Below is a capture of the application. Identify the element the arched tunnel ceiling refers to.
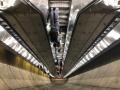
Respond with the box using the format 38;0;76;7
63;3;118;75
0;2;56;75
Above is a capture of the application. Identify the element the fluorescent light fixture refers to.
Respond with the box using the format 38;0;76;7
35;63;39;66
82;58;87;63
21;50;28;57
80;60;85;64
30;58;35;62
96;43;104;51
102;38;111;46
27;54;32;60
93;47;100;54
88;52;94;58
99;40;108;48
107;30;120;40
85;55;90;61
33;60;38;65
15;45;22;52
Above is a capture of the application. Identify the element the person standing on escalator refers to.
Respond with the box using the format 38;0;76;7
48;7;60;47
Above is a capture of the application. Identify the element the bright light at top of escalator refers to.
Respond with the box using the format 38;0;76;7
102;0;120;8
0;0;17;10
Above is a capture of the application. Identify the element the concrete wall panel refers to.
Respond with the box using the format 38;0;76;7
68;59;120;89
0;44;50;90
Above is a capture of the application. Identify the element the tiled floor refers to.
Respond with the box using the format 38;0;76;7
15;83;120;90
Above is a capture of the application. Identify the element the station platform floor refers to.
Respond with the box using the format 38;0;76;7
16;83;119;90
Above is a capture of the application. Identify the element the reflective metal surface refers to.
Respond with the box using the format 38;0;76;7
0;17;54;77
63;0;98;62
64;13;120;78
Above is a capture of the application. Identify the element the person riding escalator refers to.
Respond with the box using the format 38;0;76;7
48;7;60;47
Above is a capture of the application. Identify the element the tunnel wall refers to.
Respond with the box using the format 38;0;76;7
68;58;120;90
0;43;50;90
